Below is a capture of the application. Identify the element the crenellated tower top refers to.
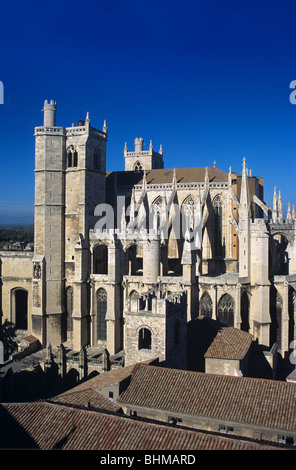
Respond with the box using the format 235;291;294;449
42;99;57;127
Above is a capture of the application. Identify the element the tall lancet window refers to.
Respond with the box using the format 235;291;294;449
97;288;107;341
199;291;212;318
65;286;73;333
213;195;223;257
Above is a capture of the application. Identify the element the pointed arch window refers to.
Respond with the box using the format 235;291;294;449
152;196;165;232
213;194;223;257
200;291;212;318
218;293;234;326
97;288;107;341
134;161;143;171
65;286;73;332
67;147;78;168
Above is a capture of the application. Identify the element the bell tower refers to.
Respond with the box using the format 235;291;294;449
32;100;66;346
32;100;108;349
64;112;107;350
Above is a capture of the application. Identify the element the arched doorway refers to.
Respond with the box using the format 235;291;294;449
218;293;234;326
11;288;28;330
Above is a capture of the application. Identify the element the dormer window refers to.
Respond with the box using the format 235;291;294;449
67;147;78;168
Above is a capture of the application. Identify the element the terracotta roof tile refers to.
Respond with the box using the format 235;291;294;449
107;167;228;188
47;388;122;413
118;364;296;432
204;324;253;359
0;402;280;450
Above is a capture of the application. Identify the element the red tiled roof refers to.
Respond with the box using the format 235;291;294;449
117;364;296;432
204;325;253;359
47;388;121;413
107;167;228;187
0;402;280;450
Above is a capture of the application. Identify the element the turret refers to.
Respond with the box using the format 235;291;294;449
134;137;144;152
42;99;57;127
124;137;164;171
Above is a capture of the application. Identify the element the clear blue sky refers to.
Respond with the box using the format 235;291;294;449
0;0;296;224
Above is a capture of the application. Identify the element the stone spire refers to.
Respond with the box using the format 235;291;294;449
287;202;292;220
278;190;283;221
85;111;90;132
228;166;232;187
238;157;250;279
172;168;177;189
293;204;296;219
204;167;209;188
272;187;278;222
240;157;250;215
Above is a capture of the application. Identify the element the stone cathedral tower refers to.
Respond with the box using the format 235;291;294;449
31;100;107;349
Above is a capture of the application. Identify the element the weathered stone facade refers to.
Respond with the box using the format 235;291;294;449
0;99;296;374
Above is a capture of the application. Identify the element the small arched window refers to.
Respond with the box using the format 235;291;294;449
138;328;151;350
67;147;78;168
134;161;143;171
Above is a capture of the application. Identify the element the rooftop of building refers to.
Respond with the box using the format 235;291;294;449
46;387;122;413
0;401;282;450
107;166;229;187
201;317;253;360
117;364;296;432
